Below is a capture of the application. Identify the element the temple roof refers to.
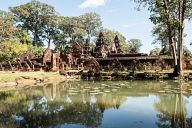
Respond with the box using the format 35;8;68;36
96;56;173;61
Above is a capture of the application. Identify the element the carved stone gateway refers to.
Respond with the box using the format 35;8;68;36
51;53;58;71
84;57;100;71
43;48;52;65
71;42;82;58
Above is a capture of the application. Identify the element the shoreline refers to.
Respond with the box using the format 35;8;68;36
1;70;192;89
0;71;80;89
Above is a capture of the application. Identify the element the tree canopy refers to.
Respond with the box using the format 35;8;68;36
0;0;147;61
0;40;28;61
10;0;57;46
102;29;129;53
149;48;161;56
128;39;142;53
80;12;102;42
0;10;17;41
133;0;192;76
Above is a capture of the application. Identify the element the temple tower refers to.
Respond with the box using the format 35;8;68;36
94;32;108;58
83;39;91;56
111;35;123;54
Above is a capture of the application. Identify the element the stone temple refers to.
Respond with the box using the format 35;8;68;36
1;31;191;72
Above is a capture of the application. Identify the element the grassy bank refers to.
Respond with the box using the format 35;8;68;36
0;71;60;82
1;70;192;83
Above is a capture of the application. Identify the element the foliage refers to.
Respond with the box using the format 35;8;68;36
17;30;33;44
128;39;142;53
159;46;171;55
0;10;17;41
60;16;86;41
53;38;70;53
102;29;129;53
133;0;192;76
43;15;60;48
152;24;169;49
0;39;45;62
52;16;85;53
183;46;191;58
0;40;28;61
54;14;102;53
149;48;161;56
80;12;102;41
27;44;45;58
10;0;57;46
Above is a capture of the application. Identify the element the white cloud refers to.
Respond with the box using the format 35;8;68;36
79;0;108;9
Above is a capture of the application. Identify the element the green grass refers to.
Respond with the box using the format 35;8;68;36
1;70;192;82
0;71;60;82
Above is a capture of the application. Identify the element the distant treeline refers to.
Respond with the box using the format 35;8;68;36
0;0;191;62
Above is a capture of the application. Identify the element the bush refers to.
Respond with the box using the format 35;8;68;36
27;44;45;58
0;40;28;62
0;40;45;62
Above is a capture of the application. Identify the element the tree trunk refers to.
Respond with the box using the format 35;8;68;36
178;27;184;78
178;0;185;79
48;38;51;48
33;30;38;46
33;36;36;46
169;31;178;76
172;39;177;65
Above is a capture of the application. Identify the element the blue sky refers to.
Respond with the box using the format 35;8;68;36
0;0;192;53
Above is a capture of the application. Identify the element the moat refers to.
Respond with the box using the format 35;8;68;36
0;80;192;128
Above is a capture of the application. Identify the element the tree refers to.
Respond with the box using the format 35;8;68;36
102;29;129;53
43;15;60;48
152;25;171;55
59;16;86;43
0;40;28;61
17;30;33;44
183;46;191;58
10;0;57;46
27;44;45;58
149;48;160;56
53;16;86;53
133;0;192;77
0;10;17;41
80;12;102;42
152;24;170;53
128;39;142;53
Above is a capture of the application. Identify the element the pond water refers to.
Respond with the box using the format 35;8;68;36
0;81;192;128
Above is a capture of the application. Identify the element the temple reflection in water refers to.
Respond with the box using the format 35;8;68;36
0;81;192;128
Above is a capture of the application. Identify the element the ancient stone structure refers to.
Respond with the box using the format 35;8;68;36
0;48;61;72
71;42;82;58
83;39;91;56
84;57;100;71
94;32;108;58
111;36;122;54
108;59;122;71
1;31;192;72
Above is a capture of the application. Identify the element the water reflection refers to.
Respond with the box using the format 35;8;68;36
0;81;192;128
155;83;192;128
